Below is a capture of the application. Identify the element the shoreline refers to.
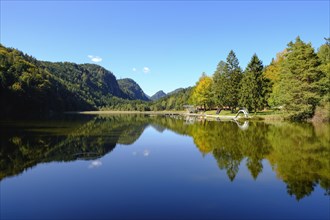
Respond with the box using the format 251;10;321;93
65;110;252;121
65;110;296;122
65;110;185;115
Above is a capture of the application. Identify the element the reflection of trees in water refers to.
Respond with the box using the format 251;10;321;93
191;121;271;181
153;117;329;199
207;122;328;200
0;114;149;180
266;123;330;200
0;115;329;200
154;118;271;181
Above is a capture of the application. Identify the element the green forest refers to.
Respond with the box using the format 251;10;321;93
191;37;329;121
0;36;329;121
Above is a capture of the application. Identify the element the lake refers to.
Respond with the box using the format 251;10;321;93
0;114;329;220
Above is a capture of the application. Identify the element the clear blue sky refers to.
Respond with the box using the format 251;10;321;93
1;0;329;96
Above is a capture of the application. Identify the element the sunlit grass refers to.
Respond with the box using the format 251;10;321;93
202;109;287;120
204;110;235;115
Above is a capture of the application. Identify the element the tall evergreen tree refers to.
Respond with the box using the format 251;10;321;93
278;37;324;120
239;54;269;113
212;50;242;110
225;50;243;110
212;60;226;106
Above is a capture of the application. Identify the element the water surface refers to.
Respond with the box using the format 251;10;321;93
0;114;329;219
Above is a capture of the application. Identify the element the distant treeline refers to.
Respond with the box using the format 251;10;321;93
190;37;329;121
99;87;192;112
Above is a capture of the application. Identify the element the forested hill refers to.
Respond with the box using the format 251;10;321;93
0;45;96;115
53;62;125;98
40;62;128;104
117;78;150;101
0;44;147;117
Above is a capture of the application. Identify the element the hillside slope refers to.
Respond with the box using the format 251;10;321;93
118;78;149;101
0;45;97;116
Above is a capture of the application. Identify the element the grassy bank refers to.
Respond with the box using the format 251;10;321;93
202;109;286;121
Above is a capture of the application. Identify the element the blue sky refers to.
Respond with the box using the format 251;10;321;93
1;1;329;96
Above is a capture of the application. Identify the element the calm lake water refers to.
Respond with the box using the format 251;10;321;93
0;114;329;220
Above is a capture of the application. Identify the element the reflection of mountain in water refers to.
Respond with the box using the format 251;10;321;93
0;114;149;180
0;114;329;200
150;124;166;133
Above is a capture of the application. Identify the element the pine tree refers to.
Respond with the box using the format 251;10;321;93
212;60;226;106
212;50;242;110
225;50;243;110
239;54;269;113
278;37;324;120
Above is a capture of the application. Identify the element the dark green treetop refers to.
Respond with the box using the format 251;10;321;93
239;54;270;113
212;50;242;109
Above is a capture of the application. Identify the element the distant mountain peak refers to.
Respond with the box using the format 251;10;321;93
150;90;167;101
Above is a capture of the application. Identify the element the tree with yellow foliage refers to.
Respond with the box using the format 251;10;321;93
191;73;213;110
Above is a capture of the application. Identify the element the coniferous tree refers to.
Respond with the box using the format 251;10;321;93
278;37;324;120
225;50;243;110
212;60;226;107
212;50;242;111
239;54;269;113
